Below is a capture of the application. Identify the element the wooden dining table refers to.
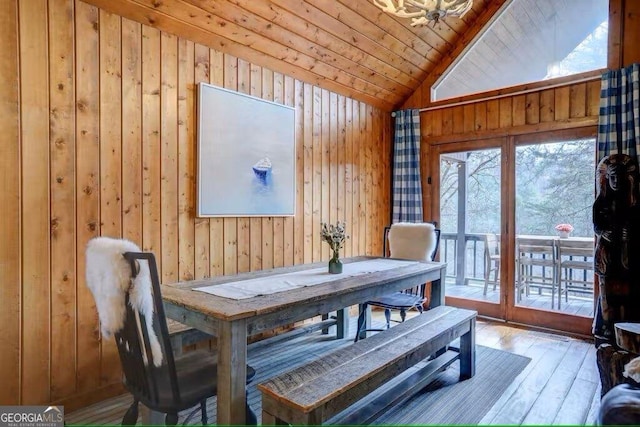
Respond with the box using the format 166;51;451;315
159;256;447;425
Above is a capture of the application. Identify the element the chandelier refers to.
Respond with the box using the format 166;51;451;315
373;0;474;26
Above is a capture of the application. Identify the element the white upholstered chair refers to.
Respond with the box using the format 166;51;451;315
354;222;440;342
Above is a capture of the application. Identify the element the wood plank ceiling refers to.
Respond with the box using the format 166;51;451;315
82;0;503;111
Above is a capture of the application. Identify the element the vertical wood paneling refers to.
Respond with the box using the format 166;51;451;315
486;100;499;130
511;95;526;127
321;89;330;260
351;100;361;256
20;0;51;404
75;0;101;395
463;104;475;133
608;0;623;69
344;97;353;258
586;80;601;117
177;39;195;281
337;95;346;234
209;50;224;277
236;58;251;273
292;78;304;265
525;93;540;125
539;89;555;122
358;102;367;255
0;0;21;405
303;83;313;264
441;108;452;135
141;26;161;256
122;18;142;250
160;32;179;283
284;75;296;266
442;106;452;135
223;53;238;275
554;86;570;121
193;43;210;279
7;3;392;408
621;0;640;66
98;8;122;387
365;105;373;255
249;64;263;271
371;108;380;253
261;68;274;269
273;72;285;268
498;98;512;128
329;92;339;236
312;86;322;262
570;83;587;118
474;103;486;132
49;0;77;400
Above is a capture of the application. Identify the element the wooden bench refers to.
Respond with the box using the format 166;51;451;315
258;305;477;425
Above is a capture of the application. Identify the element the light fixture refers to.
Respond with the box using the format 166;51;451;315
373;0;474;26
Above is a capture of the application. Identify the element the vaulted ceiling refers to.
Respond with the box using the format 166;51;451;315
84;0;507;111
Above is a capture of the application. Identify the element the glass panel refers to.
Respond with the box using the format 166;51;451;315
515;138;595;315
432;0;608;101
440;148;501;303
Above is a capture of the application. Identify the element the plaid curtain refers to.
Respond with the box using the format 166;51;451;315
597;63;640;162
392;109;423;223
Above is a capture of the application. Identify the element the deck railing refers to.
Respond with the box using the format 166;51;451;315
440;232;486;283
439;232;594;297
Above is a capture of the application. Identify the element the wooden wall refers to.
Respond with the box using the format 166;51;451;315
407;79;601;221
609;0;640;69
0;0;391;408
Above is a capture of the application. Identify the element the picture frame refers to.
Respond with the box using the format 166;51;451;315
196;82;296;217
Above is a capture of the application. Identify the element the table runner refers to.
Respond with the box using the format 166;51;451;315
194;259;419;300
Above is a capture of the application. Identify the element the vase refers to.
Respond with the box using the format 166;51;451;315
328;251;343;274
558;230;570;238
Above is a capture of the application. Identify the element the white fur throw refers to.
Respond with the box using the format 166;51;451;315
85;237;163;367
388;222;437;261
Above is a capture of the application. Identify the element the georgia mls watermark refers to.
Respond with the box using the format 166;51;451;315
0;406;64;427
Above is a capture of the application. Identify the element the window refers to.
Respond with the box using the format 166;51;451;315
432;0;608;101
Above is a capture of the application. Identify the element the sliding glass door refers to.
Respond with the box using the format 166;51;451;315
433;128;596;334
435;140;505;319
510;130;596;334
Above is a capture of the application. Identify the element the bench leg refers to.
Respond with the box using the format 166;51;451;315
262;411;287;425
459;318;476;380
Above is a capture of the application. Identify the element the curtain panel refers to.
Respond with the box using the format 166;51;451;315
392;109;423;223
597;63;640;162
593;63;640;343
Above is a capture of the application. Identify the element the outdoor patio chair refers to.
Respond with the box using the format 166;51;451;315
516;237;559;308
557;238;594;309
84;238;256;425
355;222;440;342
483;233;500;296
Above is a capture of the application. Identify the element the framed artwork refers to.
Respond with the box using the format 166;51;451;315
196;82;296;217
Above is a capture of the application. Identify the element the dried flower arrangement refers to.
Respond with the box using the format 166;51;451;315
320;221;349;259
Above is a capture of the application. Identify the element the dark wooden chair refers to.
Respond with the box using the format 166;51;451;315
355;223;441;342
116;251;257;425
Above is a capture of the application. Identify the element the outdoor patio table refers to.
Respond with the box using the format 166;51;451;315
156;256;447;425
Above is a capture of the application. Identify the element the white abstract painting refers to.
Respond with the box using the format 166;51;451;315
197;83;295;217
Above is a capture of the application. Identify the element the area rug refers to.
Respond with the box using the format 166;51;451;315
371;345;531;425
66;328;530;425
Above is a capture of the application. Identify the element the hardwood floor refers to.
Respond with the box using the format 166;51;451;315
474;319;600;425
447;280;595;318
66;313;601;425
